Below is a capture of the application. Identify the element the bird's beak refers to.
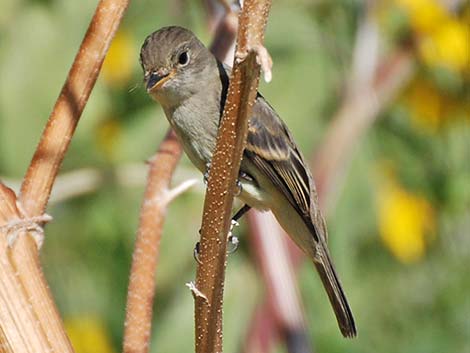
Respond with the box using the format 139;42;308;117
146;68;176;91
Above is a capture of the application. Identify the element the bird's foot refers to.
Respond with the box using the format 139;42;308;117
227;219;240;253
235;171;253;196
203;162;211;185
193;219;241;264
193;240;202;264
235;179;242;196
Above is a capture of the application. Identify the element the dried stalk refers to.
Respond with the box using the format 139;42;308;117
0;1;130;352
193;1;272;352
19;0;130;213
123;130;186;353
0;184;54;352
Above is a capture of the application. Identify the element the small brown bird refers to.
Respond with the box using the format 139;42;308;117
140;26;356;337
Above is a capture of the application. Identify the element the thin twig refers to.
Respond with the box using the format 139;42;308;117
19;0;130;214
123;130;184;353
210;5;310;352
0;1;130;352
203;0;234;33
194;1;272;352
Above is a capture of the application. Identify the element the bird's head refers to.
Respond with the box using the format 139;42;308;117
140;26;214;107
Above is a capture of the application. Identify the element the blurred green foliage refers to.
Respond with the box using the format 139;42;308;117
0;1;469;353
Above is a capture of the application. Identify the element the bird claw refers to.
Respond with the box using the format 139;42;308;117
193;241;202;264
203;162;211;185
227;235;239;253
227;219;240;253
193;219;240;264
235;179;242;196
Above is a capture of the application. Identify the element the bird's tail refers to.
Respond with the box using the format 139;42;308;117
312;243;357;338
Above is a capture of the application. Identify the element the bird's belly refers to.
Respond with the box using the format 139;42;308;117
181;138;208;173
170;123;213;173
237;180;270;211
239;159;316;257
270;201;316;257
239;175;316;258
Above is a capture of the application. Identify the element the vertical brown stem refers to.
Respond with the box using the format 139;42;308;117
123;130;183;353
20;0;130;214
123;7;239;352
194;1;272;352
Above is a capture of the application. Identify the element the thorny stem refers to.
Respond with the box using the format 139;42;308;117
193;1;272;353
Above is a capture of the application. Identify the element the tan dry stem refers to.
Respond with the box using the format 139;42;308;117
0;184;54;353
0;1;130;352
123;130;183;353
194;1;272;353
20;0;130;214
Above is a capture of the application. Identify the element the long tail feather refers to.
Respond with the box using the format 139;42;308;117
313;244;357;338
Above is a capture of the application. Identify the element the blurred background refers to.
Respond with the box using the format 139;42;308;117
0;0;469;352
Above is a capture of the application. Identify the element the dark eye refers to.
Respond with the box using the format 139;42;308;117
178;51;189;66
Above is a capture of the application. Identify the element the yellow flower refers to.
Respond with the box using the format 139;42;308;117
420;19;470;73
396;0;448;34
402;77;466;132
102;29;136;87
404;77;442;132
65;315;116;353
395;0;469;73
377;175;435;264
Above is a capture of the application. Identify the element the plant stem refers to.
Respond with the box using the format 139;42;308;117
0;1;130;352
193;1;272;352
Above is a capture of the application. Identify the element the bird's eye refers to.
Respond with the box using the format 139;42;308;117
178;51;190;66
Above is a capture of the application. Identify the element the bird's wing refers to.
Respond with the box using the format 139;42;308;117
243;95;326;242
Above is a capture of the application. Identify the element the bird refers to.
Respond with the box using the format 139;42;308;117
140;26;356;338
